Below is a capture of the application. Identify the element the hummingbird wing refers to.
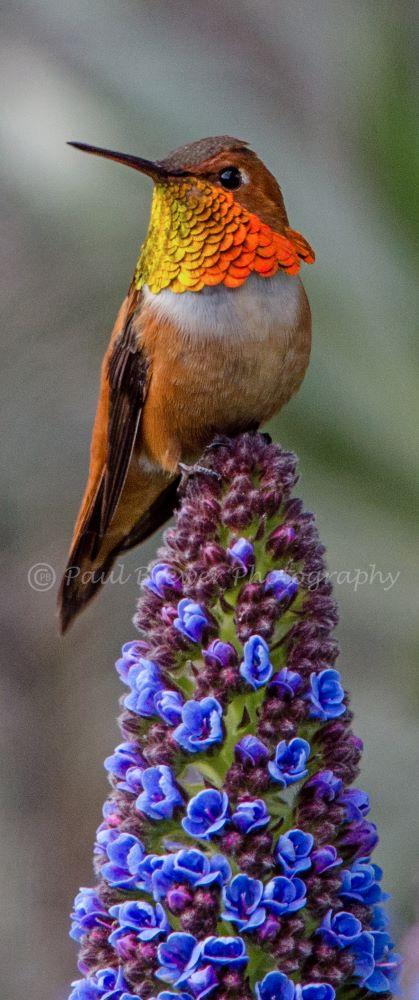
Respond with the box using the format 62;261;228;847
98;308;149;545
58;290;159;630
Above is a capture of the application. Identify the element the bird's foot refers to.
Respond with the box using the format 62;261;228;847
178;462;222;488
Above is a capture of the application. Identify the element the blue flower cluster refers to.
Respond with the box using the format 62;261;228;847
68;434;400;1000
318;910;401;993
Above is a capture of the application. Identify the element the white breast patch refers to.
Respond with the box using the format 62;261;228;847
142;272;304;343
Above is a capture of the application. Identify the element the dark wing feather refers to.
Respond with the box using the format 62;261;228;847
99;314;149;540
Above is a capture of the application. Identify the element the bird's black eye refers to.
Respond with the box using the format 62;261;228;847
218;166;242;190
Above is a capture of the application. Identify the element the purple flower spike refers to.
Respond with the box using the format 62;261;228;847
67;432;398;1000
240;634;273;688
174;599;209;642
268;737;311;786
264;569;299;603
228;537;255;573
143;563;182;598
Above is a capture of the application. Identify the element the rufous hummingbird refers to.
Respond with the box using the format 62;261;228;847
58;135;314;632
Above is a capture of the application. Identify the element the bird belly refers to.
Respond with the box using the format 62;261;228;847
139;273;311;470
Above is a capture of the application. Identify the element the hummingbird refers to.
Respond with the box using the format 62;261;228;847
58;135;314;632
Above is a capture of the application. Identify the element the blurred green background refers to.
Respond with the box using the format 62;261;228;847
0;2;418;999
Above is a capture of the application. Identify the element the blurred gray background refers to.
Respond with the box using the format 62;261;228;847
0;2;418;999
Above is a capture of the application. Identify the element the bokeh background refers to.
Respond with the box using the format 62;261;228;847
0;2;418;999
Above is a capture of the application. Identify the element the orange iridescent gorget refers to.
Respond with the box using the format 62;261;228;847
135;178;315;294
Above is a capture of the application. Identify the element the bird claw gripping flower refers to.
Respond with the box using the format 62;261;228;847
68;432;401;1000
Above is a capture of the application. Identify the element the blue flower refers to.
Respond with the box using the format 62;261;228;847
308;669;345;720
115;641;144;685
275;828;314;874
69;967;135;1000
108;900;169;944
174;599;209;642
158;994;194;1000
270;667;302;697
339;787;370;821
350;931;376;984
173;697;223;753
156;932;199;985
157;849;231;896
70;888;110;942
136;853;165;895
154;689;184;725
235;735;269;765
340;819;378;858
240;635;273;689
136;766;183;820
182;789;229;839
117;766;145;796
296;986;336;1000
100;832;145;890
143;563;182;597
304;770;343;802
268;738;311;786
340;859;388;905
123;659;163;717
199;935;248;967
255;971;296;1000
204;640;238;668
228;538;255;573
231;798;270;834
311;845;342;873
319;909;363;947
363;932;402;993
264;570;299;603
263;875;307;915
222;873;265;930
104;742;146;783
180;966;219;999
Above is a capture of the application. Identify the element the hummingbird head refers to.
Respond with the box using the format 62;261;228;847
68;135;314;293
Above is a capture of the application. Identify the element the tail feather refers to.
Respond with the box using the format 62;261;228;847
58;475;180;633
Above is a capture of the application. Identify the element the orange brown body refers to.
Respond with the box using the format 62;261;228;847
59;136;314;631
